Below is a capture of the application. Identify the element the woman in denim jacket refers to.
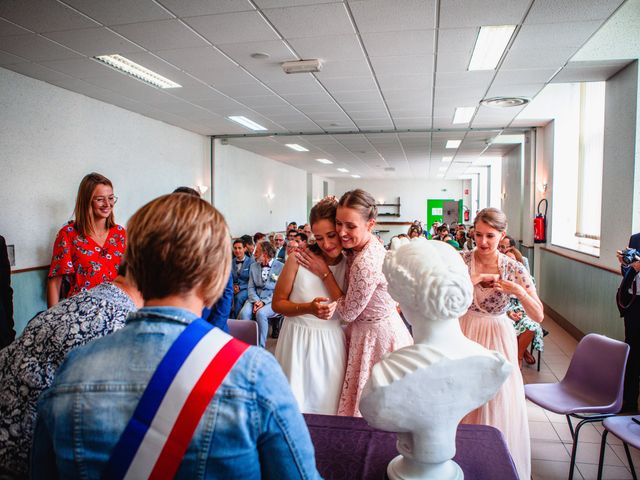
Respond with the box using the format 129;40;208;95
31;193;320;480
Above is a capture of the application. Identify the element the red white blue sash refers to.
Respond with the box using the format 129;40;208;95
103;318;249;480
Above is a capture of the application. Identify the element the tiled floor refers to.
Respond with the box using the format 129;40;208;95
524;317;638;479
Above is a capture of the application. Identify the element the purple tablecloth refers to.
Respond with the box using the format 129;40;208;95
304;414;518;480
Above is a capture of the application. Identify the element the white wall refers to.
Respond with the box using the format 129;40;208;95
332;178;464;241
501;145;524;241
0;67;210;270
213;141;307;236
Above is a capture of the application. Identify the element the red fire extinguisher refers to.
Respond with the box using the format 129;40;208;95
534;199;548;243
463;206;470;222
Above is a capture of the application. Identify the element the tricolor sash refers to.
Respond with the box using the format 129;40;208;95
103;318;249;480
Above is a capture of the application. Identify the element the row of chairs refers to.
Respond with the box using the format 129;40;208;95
525;333;638;480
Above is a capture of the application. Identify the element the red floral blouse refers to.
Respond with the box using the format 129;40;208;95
48;222;126;297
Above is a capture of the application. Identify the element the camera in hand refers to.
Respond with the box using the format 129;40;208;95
620;248;640;265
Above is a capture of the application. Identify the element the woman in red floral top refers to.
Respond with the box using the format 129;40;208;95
47;173;126;306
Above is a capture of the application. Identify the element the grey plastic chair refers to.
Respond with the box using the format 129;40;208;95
597;416;640;480
525;333;629;480
227;319;259;346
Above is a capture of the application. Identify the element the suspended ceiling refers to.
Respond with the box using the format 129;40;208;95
0;0;634;178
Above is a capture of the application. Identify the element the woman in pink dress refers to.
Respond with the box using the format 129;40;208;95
297;189;413;417
460;208;543;480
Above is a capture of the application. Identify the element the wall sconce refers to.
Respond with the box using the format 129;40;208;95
537;182;548;193
265;192;275;200
195;185;209;196
501;191;507;200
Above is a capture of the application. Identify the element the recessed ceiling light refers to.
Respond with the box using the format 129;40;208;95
93;54;181;89
228;116;267;131
285;143;309;152
442;156;453;163
351;174;361;178
446;140;461;149
468;25;516;71
316;158;333;164
337;168;349;173
481;96;530;108
453;106;476;124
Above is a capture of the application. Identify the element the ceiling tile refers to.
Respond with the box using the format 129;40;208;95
485;82;545;98
154;46;248;84
280;91;334;104
44;27;145;57
512;21;604;51
255;0;337;7
0;17;31;36
0;49;28;65
333;90;382;104
492;68;557;86
183;11;278;45
361;30;434;57
0;0;99;33
319;76;377;92
263;3;354;38
63;0;172;26
525;0;624;24
435;70;493;89
112;20;209;51
157;0;255;17
349;0;435;33
217;39;294;66
266;76;325;95
316;58;371;78
288;34;364;61
501;46;577;70
0;34;82;61
40;57;114;79
439;0;530;28
377;74;432;91
234;94;289;107
214;81;275;97
370;55;433;76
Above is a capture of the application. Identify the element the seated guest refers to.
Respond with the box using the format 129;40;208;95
275;232;286;263
287;221;297;232
242;235;256;259
231;238;254;318
286;229;297;243
407;223;423;239
31;194;319;479
0;234;14;349
302;224;312;238
47;173;126;307
295;232;308;250
0;266;142;477
442;234;461;250
435;225;450;241
285;239;299;261
254;232;266;244
239;241;284;347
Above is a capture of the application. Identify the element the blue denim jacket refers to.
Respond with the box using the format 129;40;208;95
31;307;321;480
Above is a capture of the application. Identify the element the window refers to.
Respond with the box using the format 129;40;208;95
550;82;605;256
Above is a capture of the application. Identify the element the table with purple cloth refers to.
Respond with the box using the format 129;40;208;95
304;414;518;480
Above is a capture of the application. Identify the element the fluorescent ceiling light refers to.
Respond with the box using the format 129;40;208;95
453;106;477;124
316;158;333;164
446;140;461;149
468;25;516;71
285;143;309;152
442;156;453;163
337;168;349;173
491;134;524;144
351;174;361;178
228;116;267;131
93;54;181;89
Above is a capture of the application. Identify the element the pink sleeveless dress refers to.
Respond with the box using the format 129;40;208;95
459;250;532;480
336;238;413;417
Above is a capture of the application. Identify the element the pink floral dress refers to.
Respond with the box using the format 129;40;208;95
336;238;413;417
459;250;532;480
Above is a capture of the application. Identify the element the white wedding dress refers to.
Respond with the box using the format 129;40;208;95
274;258;347;415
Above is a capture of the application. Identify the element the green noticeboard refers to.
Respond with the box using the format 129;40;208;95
426;199;463;238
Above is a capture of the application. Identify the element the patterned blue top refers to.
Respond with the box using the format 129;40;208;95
0;282;135;476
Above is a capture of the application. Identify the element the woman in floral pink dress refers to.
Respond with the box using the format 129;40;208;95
297;189;413;416
460;208;543;480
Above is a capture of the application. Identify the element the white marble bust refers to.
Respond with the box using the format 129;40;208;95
359;238;512;480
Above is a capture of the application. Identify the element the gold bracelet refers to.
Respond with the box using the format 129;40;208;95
321;271;330;281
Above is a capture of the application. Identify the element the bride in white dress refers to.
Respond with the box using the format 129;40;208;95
273;197;347;415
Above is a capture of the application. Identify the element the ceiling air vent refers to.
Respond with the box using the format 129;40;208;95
480;96;530;108
384;167;395;172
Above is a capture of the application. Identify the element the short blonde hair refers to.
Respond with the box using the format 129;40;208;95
474;207;508;232
126;194;230;305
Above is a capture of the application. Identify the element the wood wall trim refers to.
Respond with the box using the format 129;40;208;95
540;247;621;276
11;265;49;274
543;301;585;342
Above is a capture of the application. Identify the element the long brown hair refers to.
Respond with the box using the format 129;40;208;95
308;196;338;255
74;173;115;238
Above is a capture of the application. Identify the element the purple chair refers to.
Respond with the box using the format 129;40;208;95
227;319;259;346
525;333;629;480
597;416;640;480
